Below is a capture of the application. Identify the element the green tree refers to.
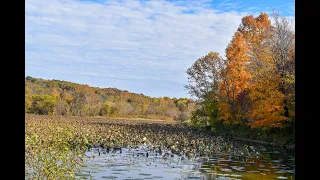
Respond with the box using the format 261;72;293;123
30;95;57;115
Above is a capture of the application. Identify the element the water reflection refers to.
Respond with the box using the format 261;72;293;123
77;146;294;180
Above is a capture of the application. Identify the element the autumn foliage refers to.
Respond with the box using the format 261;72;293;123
25;76;195;121
186;12;295;129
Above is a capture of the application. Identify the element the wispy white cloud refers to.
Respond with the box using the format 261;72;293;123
26;0;294;98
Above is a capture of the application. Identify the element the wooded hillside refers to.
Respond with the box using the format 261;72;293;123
25;76;195;120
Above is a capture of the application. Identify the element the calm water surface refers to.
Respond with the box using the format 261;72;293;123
76;146;294;180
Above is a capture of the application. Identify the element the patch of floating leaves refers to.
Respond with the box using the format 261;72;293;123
25;114;270;179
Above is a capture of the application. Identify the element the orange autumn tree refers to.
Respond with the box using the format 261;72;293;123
186;12;294;135
237;13;288;127
52;87;60;98
219;31;250;124
218;12;289;128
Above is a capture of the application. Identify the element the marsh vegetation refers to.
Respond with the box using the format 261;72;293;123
25;114;294;179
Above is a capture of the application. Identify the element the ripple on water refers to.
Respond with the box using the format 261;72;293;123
217;173;231;177
111;168;128;172
276;176;288;179
219;168;233;172
181;170;194;173
247;170;260;173
275;169;287;174
152;176;163;178
230;166;245;171
78;147;294;180
187;176;201;179
101;176;118;179
230;174;242;178
138;173;151;176
270;165;280;169
259;168;271;172
286;169;295;174
271;159;281;163
216;177;232;180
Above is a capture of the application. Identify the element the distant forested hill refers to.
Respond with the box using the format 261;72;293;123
25;76;195;120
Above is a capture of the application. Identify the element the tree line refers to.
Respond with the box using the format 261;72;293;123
185;12;295;143
25;76;195;121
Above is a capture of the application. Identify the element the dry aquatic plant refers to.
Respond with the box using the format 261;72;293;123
25;118;87;179
25;114;261;179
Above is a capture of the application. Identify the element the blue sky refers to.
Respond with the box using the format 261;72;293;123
25;0;294;98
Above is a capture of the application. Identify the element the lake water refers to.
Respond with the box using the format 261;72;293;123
76;145;294;180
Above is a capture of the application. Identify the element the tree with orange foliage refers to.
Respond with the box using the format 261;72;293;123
52;87;60;98
219;31;250;124
239;13;289;128
218;12;292;128
185;12;294;141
